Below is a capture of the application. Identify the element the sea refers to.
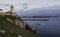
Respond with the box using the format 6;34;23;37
21;17;60;37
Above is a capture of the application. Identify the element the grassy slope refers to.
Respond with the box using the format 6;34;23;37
0;15;41;37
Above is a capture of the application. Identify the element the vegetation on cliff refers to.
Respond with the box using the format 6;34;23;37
0;15;41;37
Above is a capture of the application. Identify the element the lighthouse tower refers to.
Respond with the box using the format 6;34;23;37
10;4;16;16
10;4;14;13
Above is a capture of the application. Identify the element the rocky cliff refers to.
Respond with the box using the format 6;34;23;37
0;15;41;37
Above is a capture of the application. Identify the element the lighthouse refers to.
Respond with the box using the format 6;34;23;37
9;4;16;16
10;4;14;13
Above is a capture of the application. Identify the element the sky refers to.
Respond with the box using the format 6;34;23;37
0;0;60;12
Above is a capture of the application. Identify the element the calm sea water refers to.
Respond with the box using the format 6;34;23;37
22;18;60;37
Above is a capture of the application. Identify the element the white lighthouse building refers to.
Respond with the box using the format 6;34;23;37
6;4;16;16
0;4;16;16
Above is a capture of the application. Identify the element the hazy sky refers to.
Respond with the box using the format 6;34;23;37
0;0;60;11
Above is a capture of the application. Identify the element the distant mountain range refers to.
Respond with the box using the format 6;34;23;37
17;6;60;17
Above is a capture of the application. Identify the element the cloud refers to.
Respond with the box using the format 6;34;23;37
0;0;60;11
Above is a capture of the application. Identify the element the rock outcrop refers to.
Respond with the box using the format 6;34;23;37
6;15;36;32
0;15;41;37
